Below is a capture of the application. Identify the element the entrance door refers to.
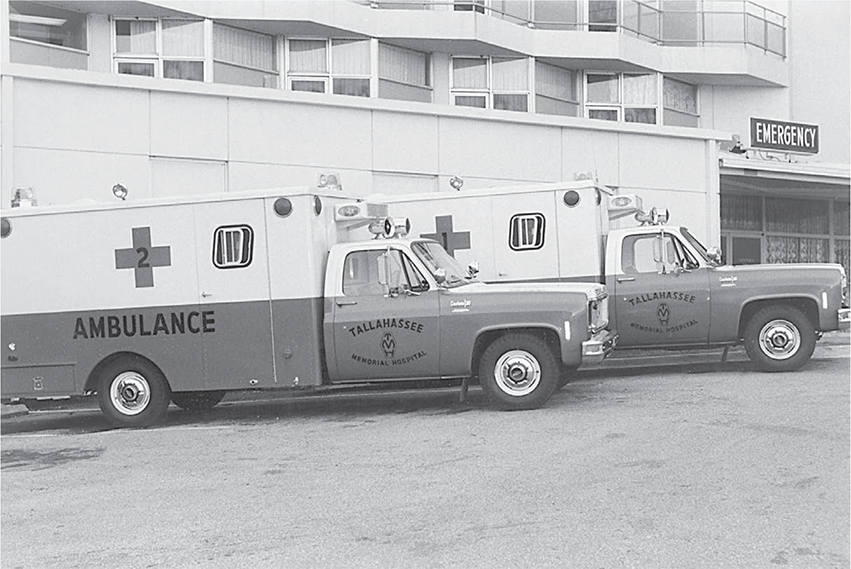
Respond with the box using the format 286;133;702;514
614;231;711;347
332;247;440;380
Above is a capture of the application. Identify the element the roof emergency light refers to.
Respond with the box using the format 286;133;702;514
11;187;36;208
318;173;342;191
368;217;410;239
635;207;670;226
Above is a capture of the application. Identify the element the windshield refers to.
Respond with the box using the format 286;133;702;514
680;227;719;266
411;240;474;288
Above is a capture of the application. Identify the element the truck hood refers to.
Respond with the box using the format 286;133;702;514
456;281;607;301
716;263;844;278
713;263;846;291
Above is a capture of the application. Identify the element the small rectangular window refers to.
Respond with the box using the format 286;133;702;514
509;213;546;251
117;60;156;77
213;225;254;269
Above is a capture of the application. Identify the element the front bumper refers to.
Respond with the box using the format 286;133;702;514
581;329;618;365
839;308;851;328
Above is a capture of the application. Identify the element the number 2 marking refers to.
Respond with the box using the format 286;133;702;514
136;247;150;268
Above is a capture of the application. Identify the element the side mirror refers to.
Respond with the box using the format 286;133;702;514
707;246;723;265
434;267;447;285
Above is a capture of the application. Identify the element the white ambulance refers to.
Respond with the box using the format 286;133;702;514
1;187;615;427
386;181;849;372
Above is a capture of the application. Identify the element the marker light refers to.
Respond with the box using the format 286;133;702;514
274;198;293;218
337;204;362;218
563;191;580;207
1;217;10;239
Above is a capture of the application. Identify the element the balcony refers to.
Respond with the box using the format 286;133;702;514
366;0;786;58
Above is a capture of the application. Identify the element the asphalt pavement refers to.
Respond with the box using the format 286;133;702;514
2;330;848;420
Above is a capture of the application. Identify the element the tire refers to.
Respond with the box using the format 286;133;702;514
171;391;226;411
743;305;816;372
478;333;559;410
97;355;171;427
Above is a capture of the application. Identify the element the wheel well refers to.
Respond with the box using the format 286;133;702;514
738;298;819;339
471;327;561;376
84;352;165;394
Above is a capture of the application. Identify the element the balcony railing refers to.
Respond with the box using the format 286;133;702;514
363;0;786;58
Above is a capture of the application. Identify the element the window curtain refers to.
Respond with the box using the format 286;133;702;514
721;194;762;231
379;43;428;86
623;74;657;105
492;57;528;91
289;40;327;73
162;20;204;57
214;24;275;71
535;62;575;101
766;197;829;234
332;39;370;75
453;59;487;89
116;20;156;54
663;77;697;114
586;74;619;103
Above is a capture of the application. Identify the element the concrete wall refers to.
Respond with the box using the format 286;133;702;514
0;64;726;246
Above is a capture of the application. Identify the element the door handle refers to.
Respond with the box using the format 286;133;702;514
201;292;213;298
617;277;635;282
336;299;358;306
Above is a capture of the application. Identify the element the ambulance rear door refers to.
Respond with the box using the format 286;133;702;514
193;198;274;390
491;191;559;283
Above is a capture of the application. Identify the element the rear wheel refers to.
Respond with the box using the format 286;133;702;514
97;355;171;427
478;333;559;410
171;391;226;411
743;305;816;372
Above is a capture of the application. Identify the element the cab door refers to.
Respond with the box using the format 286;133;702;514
614;231;711;347
331;246;440;381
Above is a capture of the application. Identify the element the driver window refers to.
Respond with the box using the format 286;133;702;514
343;250;384;296
623;234;682;274
342;250;429;296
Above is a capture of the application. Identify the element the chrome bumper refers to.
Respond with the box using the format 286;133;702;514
582;329;618;365
839;308;851;328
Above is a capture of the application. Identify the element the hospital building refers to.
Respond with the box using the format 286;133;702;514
1;0;848;273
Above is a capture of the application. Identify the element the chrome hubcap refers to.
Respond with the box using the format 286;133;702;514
110;372;151;416
494;350;541;396
759;319;801;360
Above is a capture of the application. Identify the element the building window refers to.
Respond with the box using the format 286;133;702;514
452;56;529;112
9;1;87;50
585;72;659;124
378;43;432;103
588;0;618;32
720;194;849;275
114;19;205;82
535;62;578;116
663;77;698;127
287;38;371;98
213;24;276;71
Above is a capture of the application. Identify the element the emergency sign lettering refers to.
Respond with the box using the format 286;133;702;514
73;310;215;339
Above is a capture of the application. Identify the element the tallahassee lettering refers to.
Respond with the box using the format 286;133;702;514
74;310;215;339
628;291;696;307
349;318;423;337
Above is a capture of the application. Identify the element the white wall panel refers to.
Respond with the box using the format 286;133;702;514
151;92;228;161
439;117;561;182
13;80;149;155
561;129;620;186
228;99;372;168
372;112;438;175
618;134;706;191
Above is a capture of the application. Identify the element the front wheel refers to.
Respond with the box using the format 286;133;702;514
743;305;816;372
97;355;171;427
478;333;559;410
